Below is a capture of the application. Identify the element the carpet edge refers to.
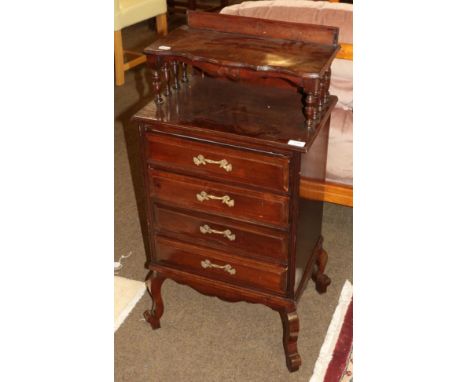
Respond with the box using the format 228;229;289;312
114;277;147;332
309;280;353;382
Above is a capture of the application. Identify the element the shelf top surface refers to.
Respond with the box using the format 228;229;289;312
144;24;339;79
134;76;336;153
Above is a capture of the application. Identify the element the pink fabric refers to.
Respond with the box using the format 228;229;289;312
301;107;353;185
325;108;353;185
220;1;353;44
330;59;353;109
222;1;353;185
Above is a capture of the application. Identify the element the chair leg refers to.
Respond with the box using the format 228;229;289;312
156;13;168;36
114;30;125;86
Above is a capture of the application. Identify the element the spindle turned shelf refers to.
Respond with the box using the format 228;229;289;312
144;11;340;129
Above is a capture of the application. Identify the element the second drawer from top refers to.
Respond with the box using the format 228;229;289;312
148;168;290;228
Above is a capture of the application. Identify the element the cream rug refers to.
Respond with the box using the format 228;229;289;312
114;276;146;332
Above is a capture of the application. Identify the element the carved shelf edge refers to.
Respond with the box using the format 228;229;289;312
147;52;324;86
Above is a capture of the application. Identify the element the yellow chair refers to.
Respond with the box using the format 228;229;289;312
114;0;168;86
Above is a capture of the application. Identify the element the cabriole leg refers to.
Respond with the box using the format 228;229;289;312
143;272;166;330
279;306;301;372
312;247;331;294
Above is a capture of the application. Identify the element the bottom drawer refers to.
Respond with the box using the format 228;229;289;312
154;236;287;295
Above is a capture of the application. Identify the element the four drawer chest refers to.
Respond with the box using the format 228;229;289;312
133;11;340;372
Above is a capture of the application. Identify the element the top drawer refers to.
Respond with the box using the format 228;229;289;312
144;132;290;193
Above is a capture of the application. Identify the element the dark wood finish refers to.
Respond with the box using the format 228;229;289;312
144;12;338;129
135;76;337;153
181;62;189;83
145;24;338;83
294;199;326;299
145;132;290;193
154;236;288;294
153;205;289;264
279;307;301;372
312;248;331;294
172;61;180;90
143;272;166;329
152;68;164;105
135;14;338;373
162;62;171;97
148;168;290;228
187;11;338;46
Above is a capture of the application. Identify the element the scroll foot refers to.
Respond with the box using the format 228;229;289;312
279;307;301;372
143;309;161;330
312;248;331;294
144;272;165;330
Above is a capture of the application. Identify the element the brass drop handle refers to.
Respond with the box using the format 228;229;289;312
199;224;236;241
196;191;235;207
200;259;236;275
193;154;233;172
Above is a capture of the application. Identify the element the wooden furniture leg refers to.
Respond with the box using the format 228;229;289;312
114;30;125;86
156;13;168;36
143;272;166;329
279;307;301;372
312;247;331;294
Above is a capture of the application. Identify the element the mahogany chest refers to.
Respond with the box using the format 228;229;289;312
134;11;340;372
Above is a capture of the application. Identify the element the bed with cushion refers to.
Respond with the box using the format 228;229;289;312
221;0;353;206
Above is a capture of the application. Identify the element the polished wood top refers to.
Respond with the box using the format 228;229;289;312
144;12;340;80
133;76;337;153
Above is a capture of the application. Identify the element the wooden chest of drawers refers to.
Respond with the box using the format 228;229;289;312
134;11;340;372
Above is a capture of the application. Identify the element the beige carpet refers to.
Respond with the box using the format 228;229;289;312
114;15;353;382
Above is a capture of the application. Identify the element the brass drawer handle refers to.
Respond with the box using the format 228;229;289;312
199;224;236;241
193;154;233;172
200;259;236;275
196;191;235;207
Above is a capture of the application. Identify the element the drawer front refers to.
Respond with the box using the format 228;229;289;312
149;168;289;228
153;206;289;264
154;236;288;294
145;133;290;193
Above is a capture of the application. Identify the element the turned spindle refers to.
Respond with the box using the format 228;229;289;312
162;62;171;97
303;79;321;128
152;69;164;104
318;76;325;114
312;79;320;120
304;91;314;129
172;61;180;90
181;62;189;83
324;68;331;104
